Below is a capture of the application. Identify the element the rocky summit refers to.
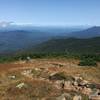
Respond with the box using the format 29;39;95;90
0;58;100;100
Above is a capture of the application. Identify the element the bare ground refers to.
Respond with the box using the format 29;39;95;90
0;58;100;100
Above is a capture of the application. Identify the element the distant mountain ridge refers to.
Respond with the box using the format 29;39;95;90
0;30;53;54
0;26;100;55
68;26;100;38
32;37;100;54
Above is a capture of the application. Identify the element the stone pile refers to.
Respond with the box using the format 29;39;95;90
21;69;33;78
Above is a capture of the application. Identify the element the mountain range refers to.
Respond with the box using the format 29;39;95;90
67;26;100;38
0;25;100;54
32;37;100;54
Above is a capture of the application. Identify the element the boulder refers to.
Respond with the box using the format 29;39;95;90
49;72;66;81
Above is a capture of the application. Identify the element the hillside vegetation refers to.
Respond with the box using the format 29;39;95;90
32;37;100;54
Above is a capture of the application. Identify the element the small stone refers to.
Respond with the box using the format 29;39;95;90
73;81;78;86
26;56;31;62
35;68;41;71
8;75;16;79
21;69;33;78
16;82;26;89
54;80;62;89
74;76;83;81
73;95;82;100
80;80;88;86
64;81;73;90
82;87;92;95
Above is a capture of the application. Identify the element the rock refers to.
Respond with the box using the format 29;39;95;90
89;95;100;100
74;76;83;82
89;90;100;100
26;56;31;62
16;82;26;89
8;75;16;79
53;80;72;90
21;69;33;78
53;80;62;89
57;93;71;100
34;68;41;71
64;81;73;91
49;72;66;81
56;96;66;100
79;80;88;86
82;87;92;95
27;56;31;60
49;72;58;77
95;84;100;89
86;83;96;89
73;95;82;100
73;81;78;86
63;93;72;99
64;81;72;86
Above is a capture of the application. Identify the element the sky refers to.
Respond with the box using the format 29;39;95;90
0;0;100;26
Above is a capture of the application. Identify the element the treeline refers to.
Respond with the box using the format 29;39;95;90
0;52;77;63
0;52;100;65
79;54;100;66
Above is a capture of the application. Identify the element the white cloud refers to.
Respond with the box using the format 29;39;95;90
0;21;14;27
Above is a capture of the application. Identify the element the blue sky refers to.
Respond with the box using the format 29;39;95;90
0;0;100;26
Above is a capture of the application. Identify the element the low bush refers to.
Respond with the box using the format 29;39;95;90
78;58;97;66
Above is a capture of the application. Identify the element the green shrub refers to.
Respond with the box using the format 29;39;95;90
78;58;97;66
80;54;100;62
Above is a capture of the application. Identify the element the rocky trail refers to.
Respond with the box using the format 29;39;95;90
0;58;100;100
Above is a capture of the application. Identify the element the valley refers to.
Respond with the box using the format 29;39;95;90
0;26;100;55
